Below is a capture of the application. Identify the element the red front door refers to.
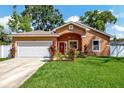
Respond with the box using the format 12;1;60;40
59;42;66;54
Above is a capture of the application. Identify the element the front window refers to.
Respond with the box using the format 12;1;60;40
69;40;78;49
92;40;100;52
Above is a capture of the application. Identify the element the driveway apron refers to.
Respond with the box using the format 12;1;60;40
0;58;45;88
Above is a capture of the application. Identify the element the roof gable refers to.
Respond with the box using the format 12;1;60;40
53;21;112;37
53;21;88;32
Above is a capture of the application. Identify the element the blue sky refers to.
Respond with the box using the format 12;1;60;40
0;5;124;38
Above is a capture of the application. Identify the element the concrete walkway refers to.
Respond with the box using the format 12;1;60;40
0;58;45;88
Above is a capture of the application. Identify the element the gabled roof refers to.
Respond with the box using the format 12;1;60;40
53;21;88;31
53;21;112;37
76;22;112;37
12;22;112;37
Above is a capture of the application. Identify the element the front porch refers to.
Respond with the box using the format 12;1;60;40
57;33;84;54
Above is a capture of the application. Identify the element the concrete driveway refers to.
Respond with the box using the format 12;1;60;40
0;58;45;88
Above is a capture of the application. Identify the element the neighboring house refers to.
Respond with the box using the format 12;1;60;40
11;22;111;58
110;39;124;57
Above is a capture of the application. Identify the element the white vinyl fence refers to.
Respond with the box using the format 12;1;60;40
110;45;124;57
0;45;11;58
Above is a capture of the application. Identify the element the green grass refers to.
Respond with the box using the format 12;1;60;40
20;57;124;88
0;58;9;62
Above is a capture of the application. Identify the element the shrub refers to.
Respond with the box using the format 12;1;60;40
55;50;63;61
68;48;75;61
74;50;80;58
63;54;68;59
10;43;16;58
0;41;10;45
78;51;86;58
49;41;56;58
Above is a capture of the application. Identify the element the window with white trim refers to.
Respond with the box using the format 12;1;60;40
69;40;78;49
92;40;100;52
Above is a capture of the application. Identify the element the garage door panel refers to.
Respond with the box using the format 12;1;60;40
17;41;52;58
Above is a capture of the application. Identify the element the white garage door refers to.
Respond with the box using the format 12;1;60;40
17;41;52;58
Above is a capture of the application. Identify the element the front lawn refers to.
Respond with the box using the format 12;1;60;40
20;57;124;88
0;58;9;62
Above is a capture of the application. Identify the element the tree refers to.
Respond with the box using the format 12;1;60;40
8;5;32;32
80;10;117;31
0;25;4;31
18;15;32;32
21;5;64;31
0;25;10;45
8;5;19;32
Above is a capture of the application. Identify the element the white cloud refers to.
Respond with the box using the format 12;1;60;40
112;25;124;32
0;16;11;33
108;9;124;18
65;16;79;23
109;9;114;13
116;33;124;39
115;13;124;18
111;24;124;38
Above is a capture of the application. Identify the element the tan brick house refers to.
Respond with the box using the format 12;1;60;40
12;22;111;58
